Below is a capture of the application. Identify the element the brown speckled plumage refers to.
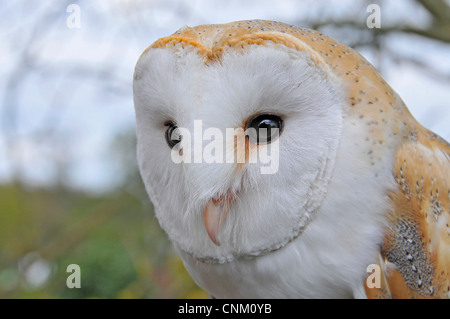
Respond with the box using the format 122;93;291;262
142;20;450;298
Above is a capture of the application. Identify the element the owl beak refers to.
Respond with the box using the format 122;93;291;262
203;192;233;246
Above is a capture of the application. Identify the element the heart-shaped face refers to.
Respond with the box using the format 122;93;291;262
133;20;450;299
134;27;344;262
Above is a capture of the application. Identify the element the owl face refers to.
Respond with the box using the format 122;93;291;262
133;32;346;263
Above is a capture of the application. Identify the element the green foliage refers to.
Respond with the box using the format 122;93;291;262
0;183;208;299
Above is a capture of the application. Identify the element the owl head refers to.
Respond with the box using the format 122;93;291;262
133;20;403;264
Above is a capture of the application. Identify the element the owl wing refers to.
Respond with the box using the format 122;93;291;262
365;129;450;299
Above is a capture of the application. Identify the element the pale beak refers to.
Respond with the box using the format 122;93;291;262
203;192;233;246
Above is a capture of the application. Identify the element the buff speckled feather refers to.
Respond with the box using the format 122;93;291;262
133;20;450;298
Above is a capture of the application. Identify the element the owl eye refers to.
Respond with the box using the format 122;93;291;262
247;114;283;144
164;122;182;148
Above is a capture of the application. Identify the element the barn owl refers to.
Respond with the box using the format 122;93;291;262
133;20;450;298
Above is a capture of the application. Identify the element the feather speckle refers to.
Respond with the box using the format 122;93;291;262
134;20;449;298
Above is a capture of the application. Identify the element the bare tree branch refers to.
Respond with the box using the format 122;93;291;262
416;0;450;22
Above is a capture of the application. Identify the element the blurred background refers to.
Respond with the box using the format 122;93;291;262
0;0;449;298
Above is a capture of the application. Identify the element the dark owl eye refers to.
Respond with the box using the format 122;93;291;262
164;122;182;148
247;114;283;144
